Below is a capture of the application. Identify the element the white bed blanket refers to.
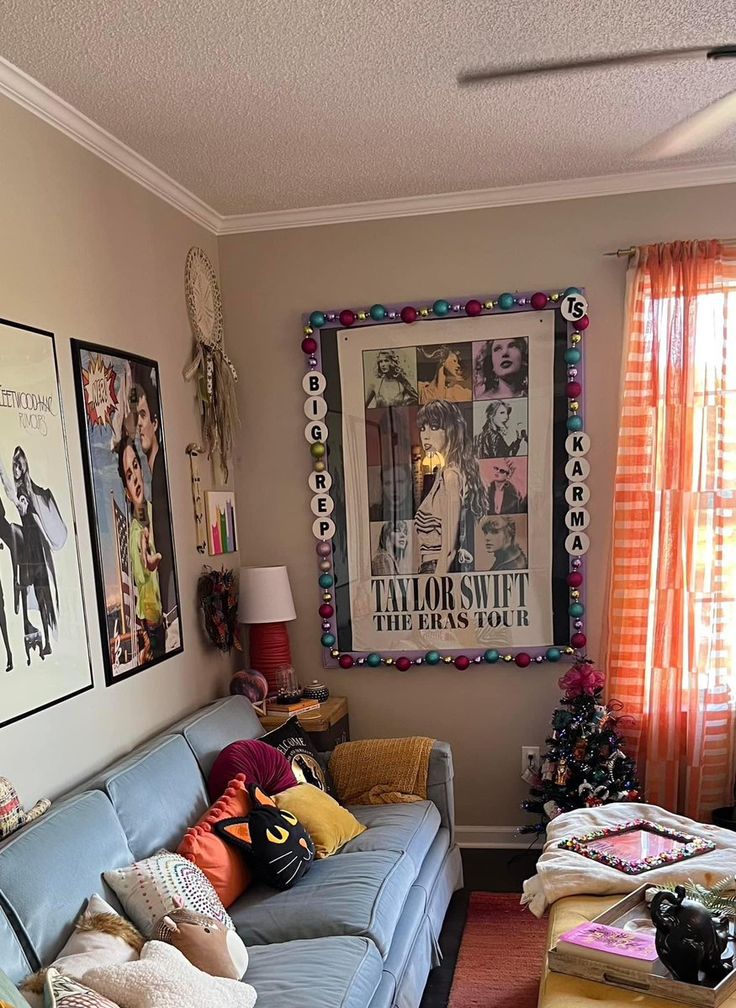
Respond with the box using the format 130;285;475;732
521;802;736;917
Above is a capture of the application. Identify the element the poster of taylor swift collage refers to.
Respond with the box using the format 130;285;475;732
335;312;561;654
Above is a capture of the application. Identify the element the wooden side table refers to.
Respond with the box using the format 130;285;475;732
258;696;350;751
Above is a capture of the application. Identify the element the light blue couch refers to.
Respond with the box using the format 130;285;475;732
0;695;462;1008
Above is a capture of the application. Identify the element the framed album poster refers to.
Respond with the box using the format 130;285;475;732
0;317;92;726
299;288;591;672
71;341;183;684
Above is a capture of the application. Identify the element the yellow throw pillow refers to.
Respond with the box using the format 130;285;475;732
273;784;366;858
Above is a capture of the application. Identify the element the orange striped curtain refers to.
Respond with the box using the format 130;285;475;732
605;240;736;822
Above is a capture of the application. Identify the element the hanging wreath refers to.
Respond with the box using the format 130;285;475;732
197;567;241;653
184;247;239;480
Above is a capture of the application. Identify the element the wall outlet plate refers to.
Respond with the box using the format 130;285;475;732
521;745;540;776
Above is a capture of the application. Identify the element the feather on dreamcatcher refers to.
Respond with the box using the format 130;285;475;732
183;247;239;480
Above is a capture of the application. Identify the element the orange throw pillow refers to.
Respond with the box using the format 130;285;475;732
177;773;252;907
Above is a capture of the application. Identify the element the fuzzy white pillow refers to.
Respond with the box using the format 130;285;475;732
85;941;256;1008
22;895;141;1007
104;851;233;938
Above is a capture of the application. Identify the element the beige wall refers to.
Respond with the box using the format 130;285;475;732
219;184;736;837
0;96;235;806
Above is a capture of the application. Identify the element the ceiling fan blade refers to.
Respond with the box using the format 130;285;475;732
457;45;717;86
638;88;736;160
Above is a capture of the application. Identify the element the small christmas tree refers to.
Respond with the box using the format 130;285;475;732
520;656;642;834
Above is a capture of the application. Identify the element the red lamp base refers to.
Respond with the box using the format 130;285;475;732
248;622;293;696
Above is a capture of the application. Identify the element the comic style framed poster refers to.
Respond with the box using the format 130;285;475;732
0;317;92;727
300;288;590;671
71;341;183;685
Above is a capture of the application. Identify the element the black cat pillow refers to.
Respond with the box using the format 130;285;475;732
215;783;315;890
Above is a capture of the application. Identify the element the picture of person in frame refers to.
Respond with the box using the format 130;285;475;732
474;400;528;458
485;459;527;515
481;515;528;571
474;337;529;399
418;345;472;404
364;349;418;408
414;401;484;574
130;366;174;616
117;434;165;663
371;519;410;576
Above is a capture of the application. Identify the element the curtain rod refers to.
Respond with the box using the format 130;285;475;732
604;247;636;258
605;239;736;258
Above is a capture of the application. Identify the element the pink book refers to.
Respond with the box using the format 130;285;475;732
557;922;658;972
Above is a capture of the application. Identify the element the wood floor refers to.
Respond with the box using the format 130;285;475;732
418;847;541;1008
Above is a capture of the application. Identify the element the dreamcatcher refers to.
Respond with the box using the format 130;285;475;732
183;247;239;479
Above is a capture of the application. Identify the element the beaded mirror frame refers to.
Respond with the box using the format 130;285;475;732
300;287;590;672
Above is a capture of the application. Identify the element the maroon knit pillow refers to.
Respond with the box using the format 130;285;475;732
208;739;298;800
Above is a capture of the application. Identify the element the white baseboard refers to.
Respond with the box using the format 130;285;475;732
456;825;542;849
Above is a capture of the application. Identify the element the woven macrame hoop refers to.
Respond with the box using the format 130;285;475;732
185;246;223;351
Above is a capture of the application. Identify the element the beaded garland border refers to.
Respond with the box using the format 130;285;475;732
301;286;590;671
557;818;717;875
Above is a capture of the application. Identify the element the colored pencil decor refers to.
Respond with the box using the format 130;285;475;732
206;490;238;555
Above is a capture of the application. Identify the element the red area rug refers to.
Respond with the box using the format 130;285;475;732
448;892;549;1008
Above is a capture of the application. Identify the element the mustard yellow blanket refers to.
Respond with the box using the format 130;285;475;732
329;737;435;805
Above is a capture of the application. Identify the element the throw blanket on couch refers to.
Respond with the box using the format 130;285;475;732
522;801;736;918
329;737;435;805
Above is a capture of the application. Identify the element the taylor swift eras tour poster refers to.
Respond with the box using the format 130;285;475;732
322;311;570;656
0;318;92;727
72;341;182;684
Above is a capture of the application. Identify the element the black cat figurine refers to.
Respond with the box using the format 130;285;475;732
650;886;733;985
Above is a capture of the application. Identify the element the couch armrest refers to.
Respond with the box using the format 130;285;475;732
428;741;455;844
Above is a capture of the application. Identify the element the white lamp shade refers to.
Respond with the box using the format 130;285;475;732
238;566;296;624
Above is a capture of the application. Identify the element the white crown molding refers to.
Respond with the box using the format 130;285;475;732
217;163;736;234
3;56;736;237
0;56;221;233
456;825;539;849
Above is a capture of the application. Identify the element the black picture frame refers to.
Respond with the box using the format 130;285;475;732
71;340;183;685
0;317;93;726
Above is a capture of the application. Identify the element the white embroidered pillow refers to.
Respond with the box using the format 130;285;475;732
103;851;233;938
43;969;120;1008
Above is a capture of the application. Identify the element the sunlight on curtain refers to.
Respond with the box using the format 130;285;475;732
606;241;736;822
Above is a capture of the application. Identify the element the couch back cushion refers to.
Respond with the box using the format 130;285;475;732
174;696;264;780
97;736;209;861
0;792;133;977
0;900;32;986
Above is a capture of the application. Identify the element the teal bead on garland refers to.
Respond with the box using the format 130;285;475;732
321;633;335;647
366;652;382;667
318;574;334;589
484;649;500;663
309;311;326;328
563;287;581;298
425;650;441;665
370;304;386;321
432;299;451;317
564;348;581;365
546;647;561;662
567;415;583;431
569;603;584;618
498;293;515;310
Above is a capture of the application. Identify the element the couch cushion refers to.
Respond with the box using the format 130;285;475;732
0;900;33;985
246;936;382;1008
341;801;441;874
97;735;209;860
0;792;134;973
173;697;264;779
229;851;416;957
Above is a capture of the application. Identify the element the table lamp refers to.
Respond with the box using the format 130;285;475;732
238;566;297;696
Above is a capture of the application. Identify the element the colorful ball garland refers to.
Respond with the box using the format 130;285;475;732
303;285;588;671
